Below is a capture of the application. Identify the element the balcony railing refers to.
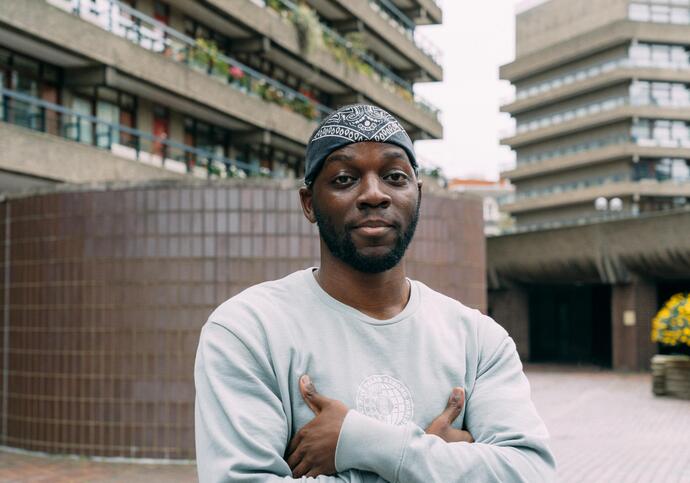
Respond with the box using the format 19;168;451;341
48;0;332;122
509;46;690;105
266;0;441;120
501;173;690;205
491;205;690;237
1;88;262;179
508;92;690;139
368;0;443;66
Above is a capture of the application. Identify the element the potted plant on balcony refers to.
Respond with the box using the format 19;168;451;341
651;293;690;399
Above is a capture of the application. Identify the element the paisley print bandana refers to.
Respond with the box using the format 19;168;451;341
304;104;417;184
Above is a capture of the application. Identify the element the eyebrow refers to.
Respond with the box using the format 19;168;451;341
325;153;355;163
381;150;408;162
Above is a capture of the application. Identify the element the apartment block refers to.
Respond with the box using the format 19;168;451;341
499;0;690;228
0;0;443;190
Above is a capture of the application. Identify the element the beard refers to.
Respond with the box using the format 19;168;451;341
313;200;420;274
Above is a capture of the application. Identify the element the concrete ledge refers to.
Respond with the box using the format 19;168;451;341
501;21;690;82
0;0;317;145
0;122;185;184
333;0;443;81
503;180;690;213
488;207;690;284
504;144;690;181
202;0;442;138
502;106;690;148
502;67;690;115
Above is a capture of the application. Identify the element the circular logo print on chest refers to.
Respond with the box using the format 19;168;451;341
355;374;414;426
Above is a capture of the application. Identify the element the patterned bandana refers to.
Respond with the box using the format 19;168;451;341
304;104;417;184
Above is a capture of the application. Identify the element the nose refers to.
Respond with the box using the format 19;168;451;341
356;173;392;210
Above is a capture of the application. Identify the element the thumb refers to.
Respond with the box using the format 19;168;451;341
299;374;327;414
439;387;465;425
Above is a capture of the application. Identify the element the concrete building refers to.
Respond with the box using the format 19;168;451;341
448;178;515;235
489;0;690;371
0;0;443;191
500;0;690;229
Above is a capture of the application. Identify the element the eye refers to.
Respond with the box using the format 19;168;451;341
332;174;357;186
384;171;409;185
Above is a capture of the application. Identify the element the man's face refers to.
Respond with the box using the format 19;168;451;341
300;142;422;273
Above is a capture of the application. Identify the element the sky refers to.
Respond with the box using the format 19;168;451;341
413;0;523;181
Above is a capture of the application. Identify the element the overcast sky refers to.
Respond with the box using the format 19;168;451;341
413;0;523;181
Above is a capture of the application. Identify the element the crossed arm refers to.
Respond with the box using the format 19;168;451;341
286;375;473;478
195;321;556;482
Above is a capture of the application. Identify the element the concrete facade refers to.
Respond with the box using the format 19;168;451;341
0;0;443;187
487;208;690;370
500;0;690;226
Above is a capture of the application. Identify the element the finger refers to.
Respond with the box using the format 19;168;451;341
292;458;311;478
286;430;302;459
286;443;304;470
440;387;465;425
299;374;328;414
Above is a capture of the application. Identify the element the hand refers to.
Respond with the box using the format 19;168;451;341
425;387;474;443
286;375;349;478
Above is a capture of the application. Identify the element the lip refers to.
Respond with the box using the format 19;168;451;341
351;219;394;237
354;219;393;228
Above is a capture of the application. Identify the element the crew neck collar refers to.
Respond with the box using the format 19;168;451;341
302;267;420;326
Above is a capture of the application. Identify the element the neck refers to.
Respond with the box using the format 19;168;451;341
315;241;410;320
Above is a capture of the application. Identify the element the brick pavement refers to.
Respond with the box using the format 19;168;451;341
527;365;690;483
0;366;688;482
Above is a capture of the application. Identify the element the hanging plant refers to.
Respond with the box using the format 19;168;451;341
292;3;323;55
652;293;690;349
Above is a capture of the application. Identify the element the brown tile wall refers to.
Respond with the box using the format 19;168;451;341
0;183;485;459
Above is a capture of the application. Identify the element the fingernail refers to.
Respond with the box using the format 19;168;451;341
451;387;463;405
301;374;311;385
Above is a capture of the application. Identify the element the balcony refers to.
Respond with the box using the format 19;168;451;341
0;88;261;182
502;103;690;148
500;20;690;83
504;142;690;181
2;0;328;150
309;0;443;81
500;176;690;214
254;0;442;137
502;58;690;115
388;0;443;25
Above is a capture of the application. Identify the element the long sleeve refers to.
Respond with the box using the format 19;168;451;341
194;321;361;483
334;332;556;483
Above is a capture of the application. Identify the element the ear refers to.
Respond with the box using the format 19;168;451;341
299;186;317;224
417;177;423;202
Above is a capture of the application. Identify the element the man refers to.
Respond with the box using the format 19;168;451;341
195;104;555;482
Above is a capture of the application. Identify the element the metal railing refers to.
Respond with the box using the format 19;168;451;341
48;0;332;122
267;0;440;119
491;205;690;237
1;88;261;178
368;0;443;66
510;50;690;104
500;173;690;205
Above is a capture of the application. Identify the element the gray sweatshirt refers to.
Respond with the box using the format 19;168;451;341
195;268;555;482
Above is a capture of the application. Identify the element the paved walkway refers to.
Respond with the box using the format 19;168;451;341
527;365;690;483
0;366;688;482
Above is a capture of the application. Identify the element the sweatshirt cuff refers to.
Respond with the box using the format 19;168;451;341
335;409;411;482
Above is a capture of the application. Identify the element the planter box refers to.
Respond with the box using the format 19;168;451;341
652;354;690;399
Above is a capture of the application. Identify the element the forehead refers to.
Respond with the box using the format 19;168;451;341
323;142;410;166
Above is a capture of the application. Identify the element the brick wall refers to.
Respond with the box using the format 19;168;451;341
0;181;485;458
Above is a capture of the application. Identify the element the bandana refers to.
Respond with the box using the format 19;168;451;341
304;104;417;184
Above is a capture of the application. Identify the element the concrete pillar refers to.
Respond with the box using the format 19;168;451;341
611;279;657;371
488;285;530;361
